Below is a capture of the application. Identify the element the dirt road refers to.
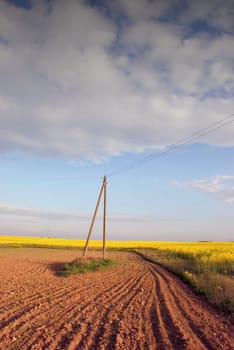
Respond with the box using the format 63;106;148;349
0;248;233;349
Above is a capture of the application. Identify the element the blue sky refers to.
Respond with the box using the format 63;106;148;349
0;0;233;241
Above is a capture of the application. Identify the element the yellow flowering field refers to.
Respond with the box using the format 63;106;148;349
0;236;233;274
0;235;232;249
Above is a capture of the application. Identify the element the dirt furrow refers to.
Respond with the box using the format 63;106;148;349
22;265;145;349
1;249;234;350
110;269;156;350
149;273;175;350
137;275;158;350
45;267;146;350
81;267;150;350
8;280;130;348
149;265;206;349
0;263;124;330
0;282;89;343
148;262;234;349
0;267;121;321
150;264;215;349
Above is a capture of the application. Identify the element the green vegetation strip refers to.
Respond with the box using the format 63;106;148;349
136;249;234;315
58;258;117;277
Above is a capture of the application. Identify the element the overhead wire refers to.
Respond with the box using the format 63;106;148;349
108;112;234;177
0;175;102;183
1;113;233;182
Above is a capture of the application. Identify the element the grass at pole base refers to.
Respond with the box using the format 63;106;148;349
58;258;117;277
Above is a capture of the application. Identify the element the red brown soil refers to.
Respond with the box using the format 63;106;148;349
0;248;233;350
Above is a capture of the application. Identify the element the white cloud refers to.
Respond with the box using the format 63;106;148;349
0;0;233;160
0;202;88;221
173;175;234;203
115;0;171;21
0;202;153;223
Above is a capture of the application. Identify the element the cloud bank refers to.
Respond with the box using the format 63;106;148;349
0;0;233;160
0;202;153;222
174;175;234;203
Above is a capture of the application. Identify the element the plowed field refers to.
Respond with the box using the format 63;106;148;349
0;248;233;350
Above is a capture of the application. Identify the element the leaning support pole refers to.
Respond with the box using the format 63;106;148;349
83;176;106;258
102;176;107;259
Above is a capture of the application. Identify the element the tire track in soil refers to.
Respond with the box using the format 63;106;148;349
150;264;212;348
148;265;206;350
148;262;234;350
139;276;160;350
149;278;174;350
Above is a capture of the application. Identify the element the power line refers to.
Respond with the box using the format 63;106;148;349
108;112;234;177
0;176;102;183
33;176;103;182
1;113;233;182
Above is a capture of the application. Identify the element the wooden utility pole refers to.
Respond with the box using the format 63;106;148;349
103;175;107;259
83;176;107;258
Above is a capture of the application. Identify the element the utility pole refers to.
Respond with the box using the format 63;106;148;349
83;176;107;258
103;175;107;259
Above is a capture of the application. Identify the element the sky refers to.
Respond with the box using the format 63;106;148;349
0;0;233;241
